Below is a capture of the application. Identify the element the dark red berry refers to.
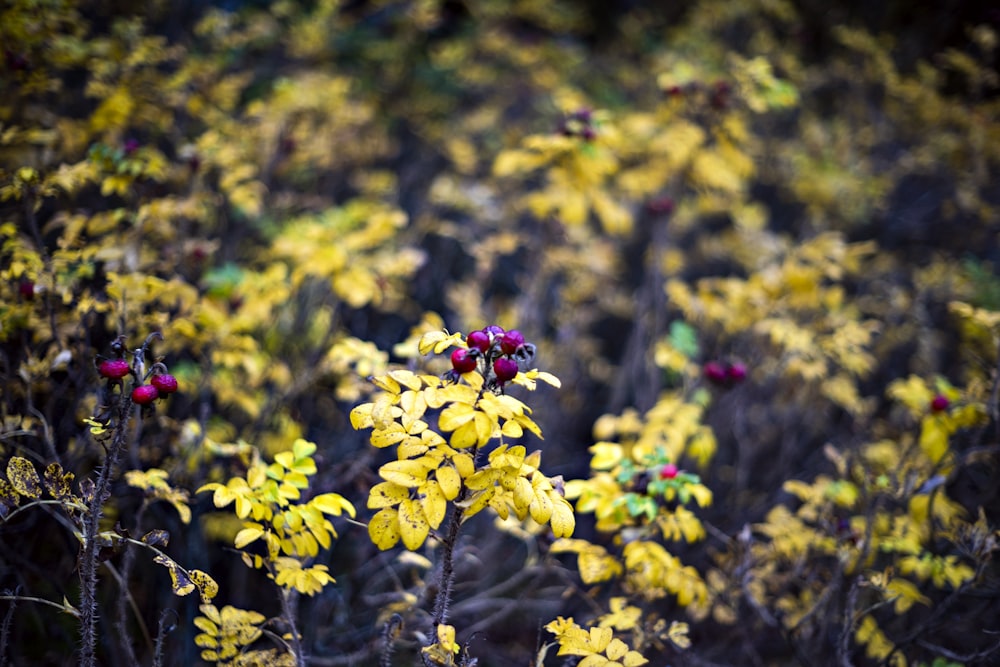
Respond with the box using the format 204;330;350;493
659;463;678;480
131;384;159;405
499;330;525;355
727;362;747;383
151;374;178;396
703;361;728;384
466;330;491;353
493;357;518;383
930;394;949;412
646;196;675;215
451;348;477;374
99;359;131;380
18;280;34;299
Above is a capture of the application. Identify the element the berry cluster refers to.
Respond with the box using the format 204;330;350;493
96;335;179;407
448;325;536;390
703;359;747;387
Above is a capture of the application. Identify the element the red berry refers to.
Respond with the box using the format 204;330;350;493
727;362;747;383
646;196;675;215
704;361;728;384
930;394;949;412
493;357;518;383
659;463;678;480
131;384;159;405
451;348;477;374
151;373;178;396
466;330;491;353
499;329;525;355
99;359;131;380
18;280;34;299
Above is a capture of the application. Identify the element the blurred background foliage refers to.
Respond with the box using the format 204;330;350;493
1;0;1000;665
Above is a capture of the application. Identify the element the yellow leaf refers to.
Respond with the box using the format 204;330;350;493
421;480;448;529
919;416;949;463
380;460;431;487
234;526;265;549
369;508;401;550
398;498;430;550
549;496;576;538
589;443;623;470
6;457;41;499
368;481;409;509
436;465;462;500
311;492;356;518
438;403;476;432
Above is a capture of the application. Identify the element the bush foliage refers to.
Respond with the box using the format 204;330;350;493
2;1;999;665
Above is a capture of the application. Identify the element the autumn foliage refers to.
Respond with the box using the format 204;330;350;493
2;1;1000;665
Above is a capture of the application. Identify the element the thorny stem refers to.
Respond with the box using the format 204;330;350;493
432;504;465;630
79;390;134;667
152;609;178;667
79;332;160;667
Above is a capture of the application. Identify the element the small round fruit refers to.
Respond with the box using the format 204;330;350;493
18;280;34;299
451;348;477;374
703;361;728;384
99;359;131;380
466;330;491;353
727;362;747;383
659;463;678;480
499;329;525;355
131;384;159;405
930;394;949;412
151;373;178;396
493;357;518;383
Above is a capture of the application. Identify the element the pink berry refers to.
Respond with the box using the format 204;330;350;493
930;394;949;412
659;463;678;480
99;359;131;380
131;384;159;405
451;348;477;374
151;373;178;396
703;361;728;384
466;330;491;353
493;357;518;383
499;329;525;355
727;362;747;383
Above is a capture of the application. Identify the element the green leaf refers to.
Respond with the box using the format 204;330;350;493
668;320;700;358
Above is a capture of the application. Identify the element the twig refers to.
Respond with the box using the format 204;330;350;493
0;588;17;667
152;609;178;667
838;576;861;667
